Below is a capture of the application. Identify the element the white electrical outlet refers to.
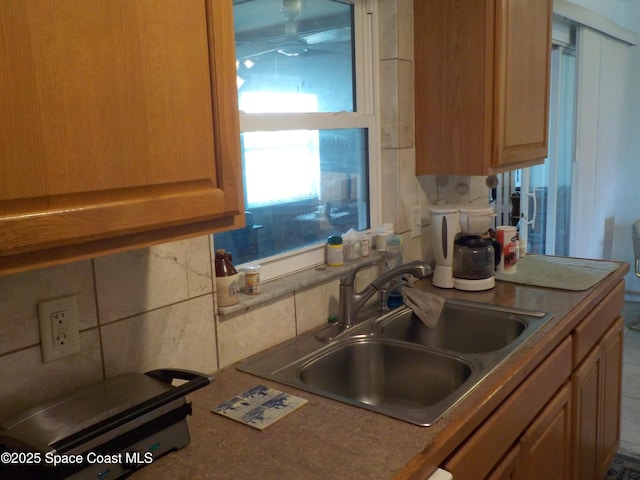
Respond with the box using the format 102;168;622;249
411;205;422;238
38;295;80;362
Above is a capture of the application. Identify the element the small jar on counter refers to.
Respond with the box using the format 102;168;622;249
244;264;261;295
361;234;371;257
326;235;344;266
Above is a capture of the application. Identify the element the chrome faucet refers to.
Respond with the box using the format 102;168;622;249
338;259;432;328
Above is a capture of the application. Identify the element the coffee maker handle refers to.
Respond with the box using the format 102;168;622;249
492;240;502;267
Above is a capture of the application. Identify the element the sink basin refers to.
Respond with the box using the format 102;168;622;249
298;337;473;410
376;302;541;354
237;299;553;426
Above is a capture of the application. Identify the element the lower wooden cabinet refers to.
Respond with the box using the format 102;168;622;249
601;319;624;475
486;444;519;480
488;383;571;480
571;316;624;480
519;383;572;479
443;282;624;480
444;338;572;480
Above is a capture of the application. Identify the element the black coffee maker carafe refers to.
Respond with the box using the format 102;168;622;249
452;234;501;291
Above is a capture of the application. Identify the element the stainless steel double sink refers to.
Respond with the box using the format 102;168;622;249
237;299;553;426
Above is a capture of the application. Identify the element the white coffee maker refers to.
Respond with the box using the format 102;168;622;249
429;207;460;288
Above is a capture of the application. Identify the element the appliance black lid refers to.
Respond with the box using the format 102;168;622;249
455;235;492;248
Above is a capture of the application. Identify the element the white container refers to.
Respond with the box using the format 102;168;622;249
216;274;240;306
344;240;361;261
361;234;371;256
496;225;518;273
458;206;496;234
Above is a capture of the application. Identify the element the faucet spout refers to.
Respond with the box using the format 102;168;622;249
338;260;432;328
370;260;432;290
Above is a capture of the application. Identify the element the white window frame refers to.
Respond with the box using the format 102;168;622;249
235;0;381;281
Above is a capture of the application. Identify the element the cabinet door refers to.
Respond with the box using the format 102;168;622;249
0;0;243;274
571;316;624;480
493;0;552;169
571;345;601;480
414;0;494;176
445;338;572;480
599;317;623;478
414;0;552;176
486;445;520;480
518;383;571;480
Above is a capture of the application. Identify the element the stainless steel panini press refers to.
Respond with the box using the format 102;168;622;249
0;369;212;480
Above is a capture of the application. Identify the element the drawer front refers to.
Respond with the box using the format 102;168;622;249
572;281;624;368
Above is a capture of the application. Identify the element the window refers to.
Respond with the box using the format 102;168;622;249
214;0;378;280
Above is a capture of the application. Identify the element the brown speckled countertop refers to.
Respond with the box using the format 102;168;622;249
131;258;628;480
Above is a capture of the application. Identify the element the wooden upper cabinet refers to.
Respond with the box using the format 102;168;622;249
0;0;243;275
414;0;553;176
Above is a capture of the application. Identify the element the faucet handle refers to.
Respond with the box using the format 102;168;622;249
339;258;382;286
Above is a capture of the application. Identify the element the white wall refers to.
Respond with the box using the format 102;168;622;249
572;27;630;260
568;0;627;26
615;0;640;298
565;0;640;298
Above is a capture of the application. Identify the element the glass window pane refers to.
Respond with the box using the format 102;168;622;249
244;130;321;206
234;0;355;113
214;128;369;265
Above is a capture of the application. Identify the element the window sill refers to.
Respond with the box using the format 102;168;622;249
217;253;383;316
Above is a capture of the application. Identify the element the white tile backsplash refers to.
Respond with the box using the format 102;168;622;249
379;0;414;61
216;295;296;368
101;295;217;377
0;329;103;420
94;236;212;324
0;260;96;354
294;279;340;334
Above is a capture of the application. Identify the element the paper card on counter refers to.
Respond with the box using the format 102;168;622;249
211;385;308;431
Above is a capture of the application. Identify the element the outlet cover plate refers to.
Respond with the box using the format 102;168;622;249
38;295;80;362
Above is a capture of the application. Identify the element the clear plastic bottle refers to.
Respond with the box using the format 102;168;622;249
384;235;403;270
384;235;404;309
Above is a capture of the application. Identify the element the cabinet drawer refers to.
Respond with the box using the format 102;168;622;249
572;281;624;368
445;336;572;480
